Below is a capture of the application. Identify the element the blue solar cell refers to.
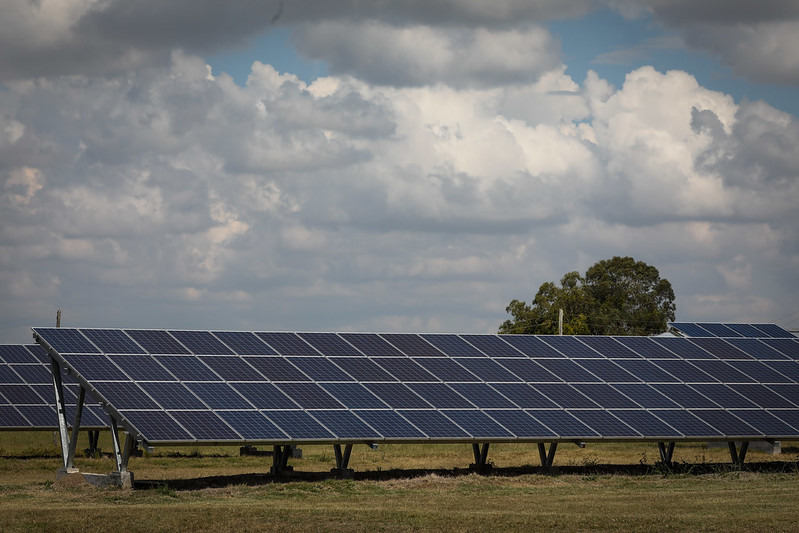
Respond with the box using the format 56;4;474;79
764;384;799;407
169;331;234;355
495;358;560;382
724;323;771;337
691;410;759;437
406;383;474;408
372;358;437;382
0;366;24;383
0;385;45;404
380;334;444;356
95;381;160;409
541;336;603;358
578;337;640;358
230;383;298;409
352;410;426;438
320;383;387;408
34;328;100;354
500;336;563;357
669;323;714;337
255;332;318;355
140;382;207;409
68;405;106;428
527;410;599;438
729;384;796;408
297;333;363;356
413;357;477;382
275;382;344;409
217;411;288;440
614;384;684;408
688;384;758;408
212;331;277;355
752;324;796;338
25;344;49;362
329;357;396;382
651;384;719;408
484;410;557;437
287;357;354;382
727;361;792;383
651;410;723;436
441;409;514;438
731;410;797;436
534;359;599;382
263;410;335;439
81;329;145;354
396;410;470;438
448;383;517;408
120;410;193;441
454;358;522;382
687;338;751;360
185;382;253;409
339;333;404;356
489;383;559;408
613;337;676;359
0;345;36;363
200;356;260;381
309;410;381;439
725;338;789;360
169;410;241;440
652;337;713;359
460;335;524;357
111;355;175;381
609;410;683;438
763;361;799;382
761;339;799;359
15;405;57;426
689;360;755;383
8;365;46;386
125;330;190;354
571;384;639;408
0;406;34;427
695;323;743;338
421;334;485;357
574;359;640;383
363;383;431;408
63;354;128;381
569;410;640;437
155;356;220;381
244;357;309;382
531;383;599;408
651;360;717;383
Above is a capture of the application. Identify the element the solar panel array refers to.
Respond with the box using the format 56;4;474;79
0;344;107;430
32;328;799;446
670;322;796;339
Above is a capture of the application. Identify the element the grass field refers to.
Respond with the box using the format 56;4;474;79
2;431;799;531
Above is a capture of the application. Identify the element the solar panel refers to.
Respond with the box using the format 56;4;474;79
696;323;743;338
724;323;769;338
752;324;796;338
169;331;234;355
0;345;40;363
297;333;362;356
380;334;444;356
30;326;799;459
420;334;485;357
669;323;714;337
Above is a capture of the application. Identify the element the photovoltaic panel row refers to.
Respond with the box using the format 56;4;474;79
670;322;796;339
0;344;107;430
32;328;799;445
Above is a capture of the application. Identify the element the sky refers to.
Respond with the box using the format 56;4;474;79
1;0;798;343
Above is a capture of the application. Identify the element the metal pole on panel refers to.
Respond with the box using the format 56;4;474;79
558;309;563;335
56;309;61;328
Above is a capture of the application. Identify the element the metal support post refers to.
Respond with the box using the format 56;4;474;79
271;445;293;475
471;443;490;468
538;442;558;468
65;387;85;469
728;441;749;466
110;416;124;471
333;444;353;470
86;430;100;454
49;358;72;470
657;442;676;463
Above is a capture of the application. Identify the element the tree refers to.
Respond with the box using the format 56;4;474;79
499;256;676;336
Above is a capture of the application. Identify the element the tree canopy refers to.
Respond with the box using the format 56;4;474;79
499;256;676;336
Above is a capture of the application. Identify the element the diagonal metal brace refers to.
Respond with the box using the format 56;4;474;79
657;442;676;464
538;442;558;468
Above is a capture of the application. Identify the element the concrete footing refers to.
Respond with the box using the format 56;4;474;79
56;468;134;489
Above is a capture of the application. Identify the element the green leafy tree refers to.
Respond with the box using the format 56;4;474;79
499;256;676;336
